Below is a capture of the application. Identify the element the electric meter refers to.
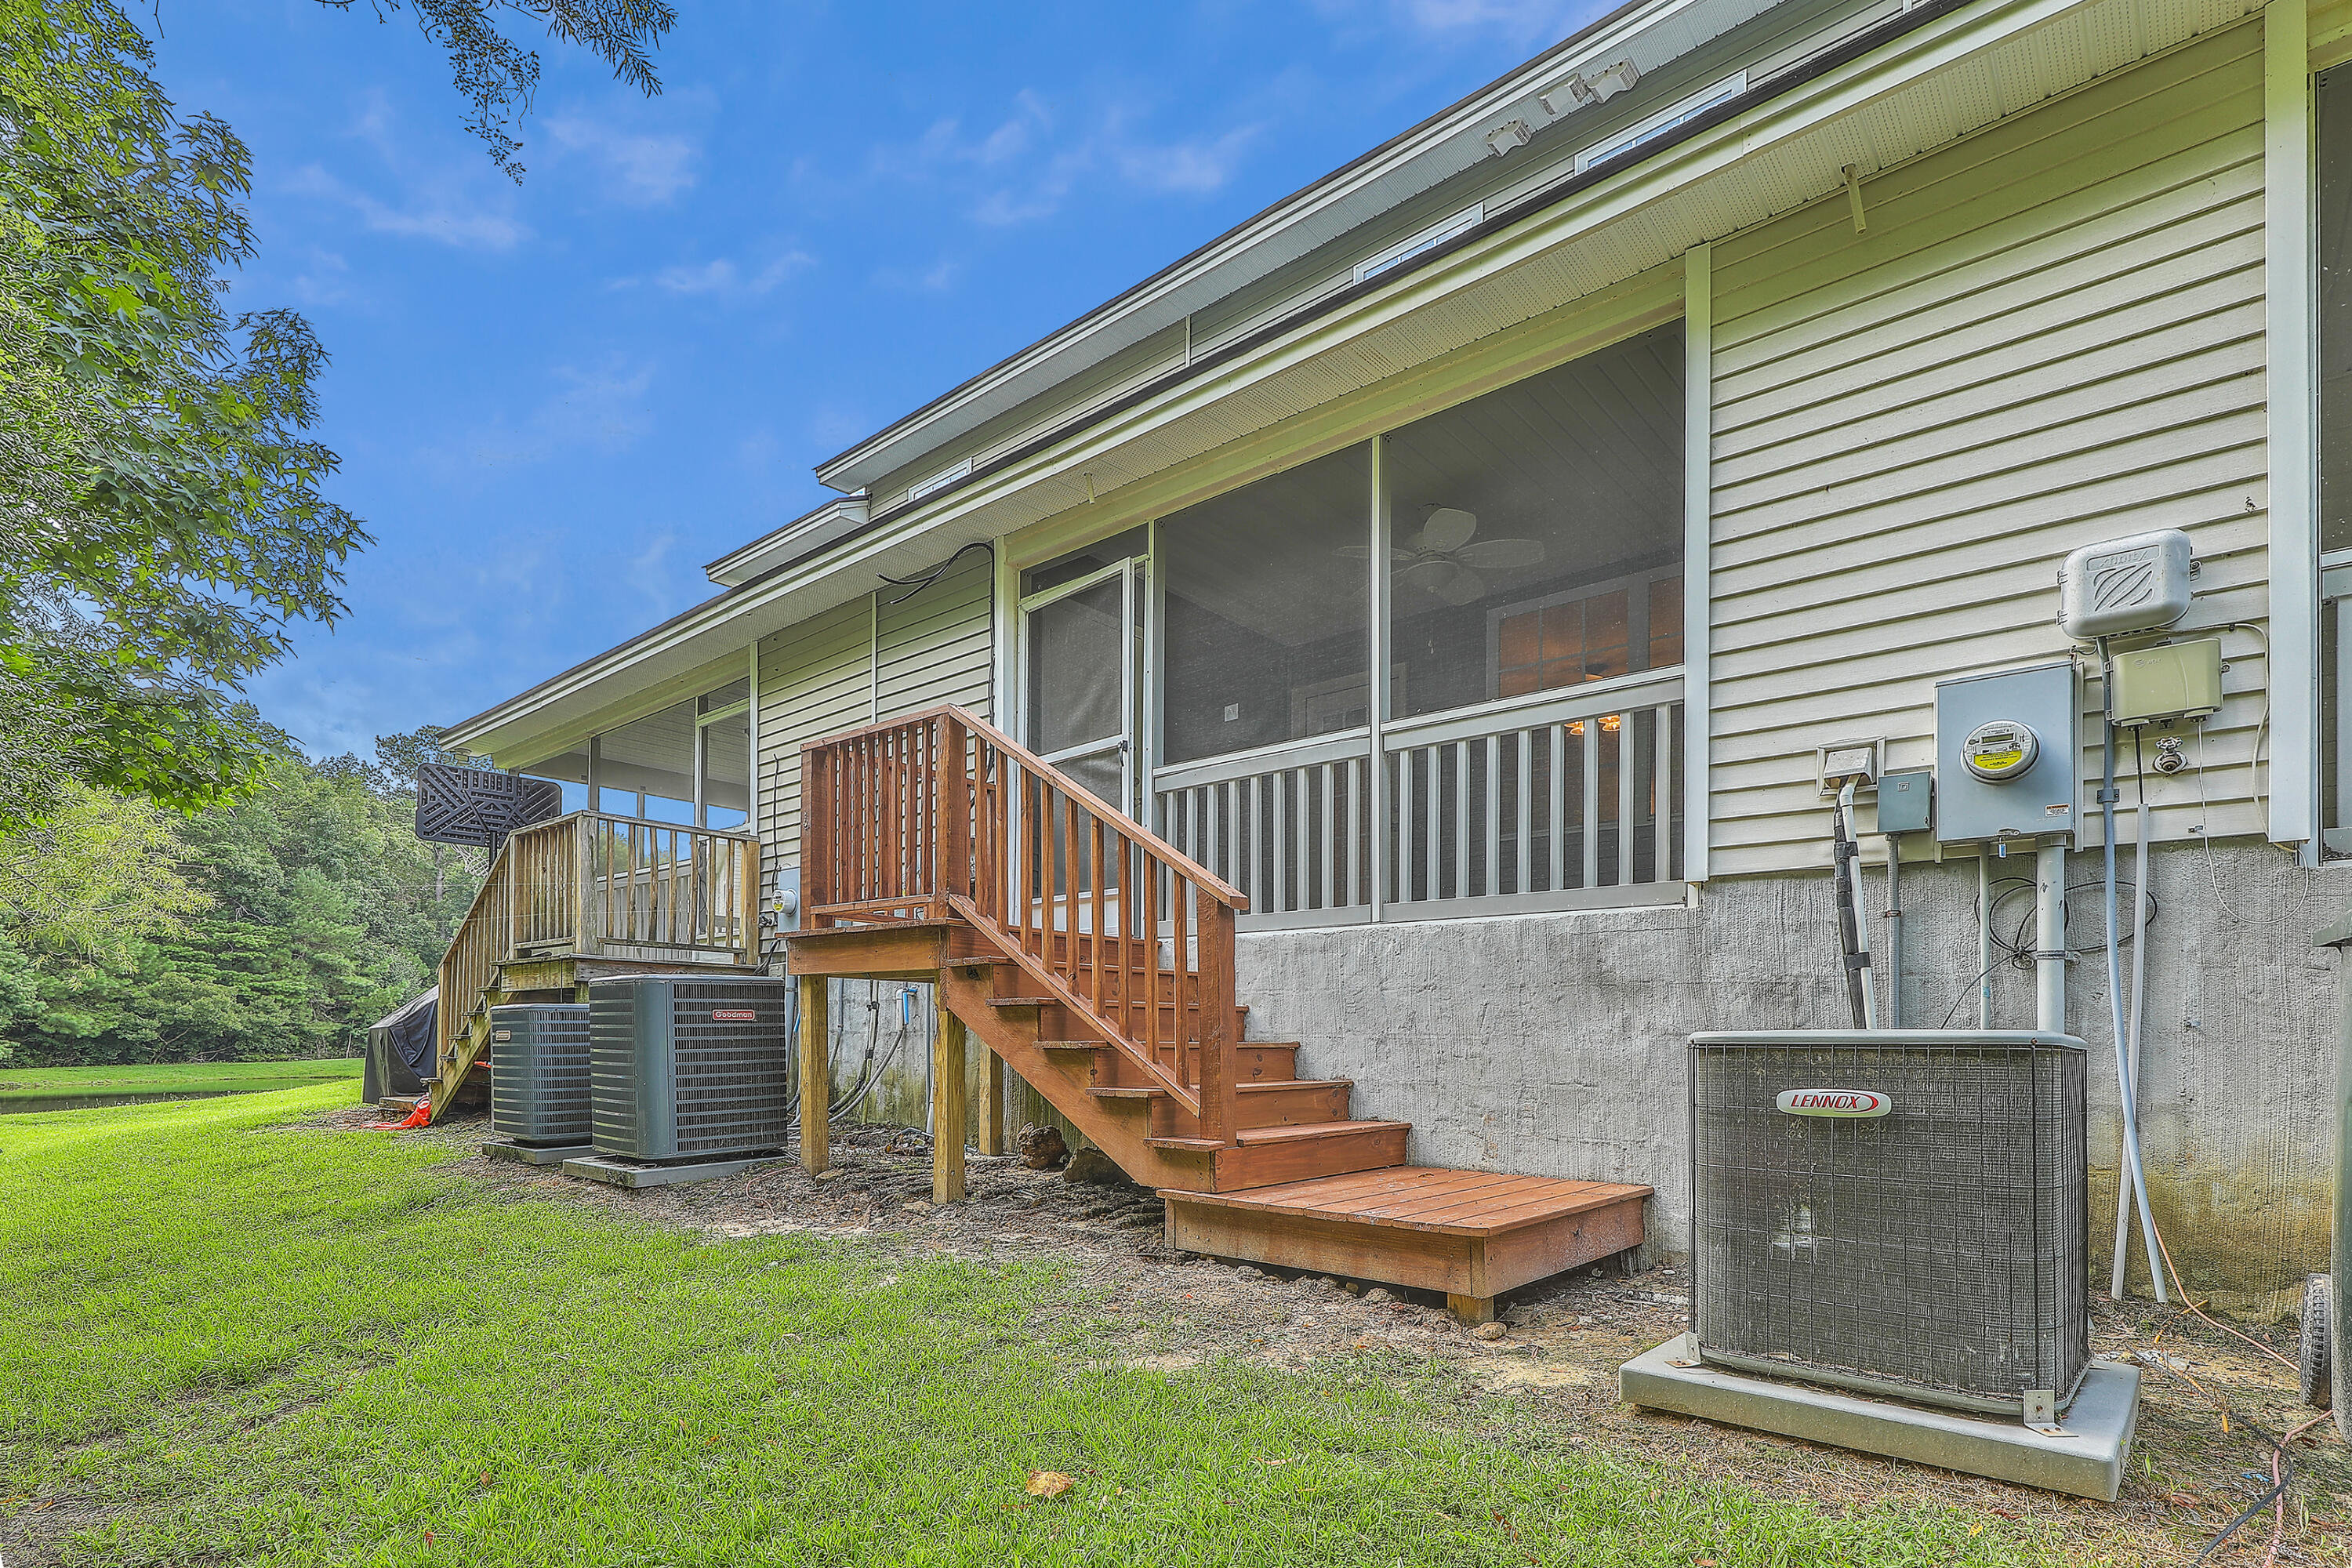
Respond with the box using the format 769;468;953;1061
1933;661;2078;844
1961;720;2041;782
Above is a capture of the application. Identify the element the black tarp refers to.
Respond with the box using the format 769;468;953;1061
364;987;437;1102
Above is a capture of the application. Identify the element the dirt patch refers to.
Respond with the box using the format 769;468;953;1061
318;1107;2352;1565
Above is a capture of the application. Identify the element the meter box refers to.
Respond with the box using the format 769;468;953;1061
1933;661;2079;846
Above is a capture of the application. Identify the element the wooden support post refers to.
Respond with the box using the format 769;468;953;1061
978;1043;1007;1157
1447;1294;1497;1326
933;994;967;1202
798;973;829;1174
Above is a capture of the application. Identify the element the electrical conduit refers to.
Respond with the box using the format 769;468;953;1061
2096;640;2166;1303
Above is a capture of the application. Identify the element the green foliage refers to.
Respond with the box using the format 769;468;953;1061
0;0;369;831
0;739;478;1065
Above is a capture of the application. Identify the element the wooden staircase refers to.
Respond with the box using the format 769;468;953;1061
426;811;761;1123
786;706;1650;1322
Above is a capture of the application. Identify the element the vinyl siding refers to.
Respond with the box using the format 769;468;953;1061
757;599;873;877
1704;21;2272;877
874;549;995;720
754;554;996;878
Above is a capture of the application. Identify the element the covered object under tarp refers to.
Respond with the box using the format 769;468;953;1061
365;987;437;1103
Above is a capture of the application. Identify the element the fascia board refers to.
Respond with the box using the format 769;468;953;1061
811;0;1777;492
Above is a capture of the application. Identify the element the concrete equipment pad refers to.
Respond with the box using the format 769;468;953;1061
1620;1337;2140;1501
481;1140;594;1166
561;1152;783;1189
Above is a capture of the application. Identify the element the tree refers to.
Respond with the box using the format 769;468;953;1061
318;1;678;178
0;1;365;832
0;1;675;834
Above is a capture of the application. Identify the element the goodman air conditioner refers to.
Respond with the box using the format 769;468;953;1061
589;975;791;1163
1687;1030;2089;1416
487;1003;592;1146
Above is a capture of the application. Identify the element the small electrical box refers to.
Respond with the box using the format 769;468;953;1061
2109;637;2223;727
1876;769;1935;835
2056;528;2196;640
1933;661;2079;845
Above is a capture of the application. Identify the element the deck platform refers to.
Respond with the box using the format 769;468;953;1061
1163;1167;1650;1321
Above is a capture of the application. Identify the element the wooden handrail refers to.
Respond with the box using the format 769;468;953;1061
801;704;1247;1144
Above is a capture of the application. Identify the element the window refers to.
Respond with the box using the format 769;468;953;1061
1354;204;1484;285
1384;321;1685;719
1573;74;1745;173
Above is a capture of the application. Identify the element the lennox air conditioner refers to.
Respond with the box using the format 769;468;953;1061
488;1003;592;1146
589;975;791;1163
1688;1030;2089;1416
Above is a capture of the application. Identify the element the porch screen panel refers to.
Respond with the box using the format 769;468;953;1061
598;699;696;823
1160;445;1371;767
1384;323;1684;721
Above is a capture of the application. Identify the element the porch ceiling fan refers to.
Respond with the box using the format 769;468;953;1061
1338;506;1544;605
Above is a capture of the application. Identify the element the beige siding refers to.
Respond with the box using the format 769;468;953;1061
1705;23;2272;877
755;554;997;877
874;549;995;721
757;598;873;875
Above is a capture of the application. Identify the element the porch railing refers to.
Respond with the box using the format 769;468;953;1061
437;810;760;1060
1152;671;1686;927
801;706;1251;1143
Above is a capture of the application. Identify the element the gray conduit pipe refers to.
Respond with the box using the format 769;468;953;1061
1884;835;1904;1029
2095;640;2166;1302
2110;755;2161;1301
1836;779;1879;1029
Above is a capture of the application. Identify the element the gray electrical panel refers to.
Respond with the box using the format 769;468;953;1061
1933;661;2079;846
1877;769;1934;836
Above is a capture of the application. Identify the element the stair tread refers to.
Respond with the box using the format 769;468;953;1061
1087;1078;1352;1101
1160;1166;1651;1238
1145;1119;1405;1156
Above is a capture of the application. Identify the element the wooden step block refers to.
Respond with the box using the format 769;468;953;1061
1161;1169;1650;1321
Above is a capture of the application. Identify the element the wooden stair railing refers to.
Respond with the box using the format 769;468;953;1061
425;811;760;1122
802;705;1250;1145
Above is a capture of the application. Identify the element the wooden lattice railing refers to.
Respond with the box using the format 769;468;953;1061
802;705;1251;1144
435;811;759;1066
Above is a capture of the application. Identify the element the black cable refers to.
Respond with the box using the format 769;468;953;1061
877;540;993;606
2125;1339;2307;1564
1936;877;2158;1030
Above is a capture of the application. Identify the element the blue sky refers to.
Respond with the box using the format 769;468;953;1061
148;0;1607;759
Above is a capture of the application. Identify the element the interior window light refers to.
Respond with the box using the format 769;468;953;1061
1353;204;1484;285
1573;73;1745;174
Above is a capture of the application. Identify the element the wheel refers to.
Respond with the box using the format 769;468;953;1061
2300;1272;2332;1410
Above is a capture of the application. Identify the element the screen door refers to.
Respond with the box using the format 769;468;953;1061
1020;557;1142;820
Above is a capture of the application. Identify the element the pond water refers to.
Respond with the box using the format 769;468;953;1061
0;1083;354;1115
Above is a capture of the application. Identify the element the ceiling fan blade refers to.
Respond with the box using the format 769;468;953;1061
1434;562;1486;605
1418;506;1479;554
1457;538;1544;570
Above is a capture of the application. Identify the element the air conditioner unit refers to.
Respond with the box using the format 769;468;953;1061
488;1003;591;1146
1687;1030;2089;1416
589;975;791;1163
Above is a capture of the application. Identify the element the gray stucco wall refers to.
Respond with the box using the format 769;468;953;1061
1233;840;2346;1318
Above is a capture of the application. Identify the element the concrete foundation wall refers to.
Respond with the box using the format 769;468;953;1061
1233;840;2345;1318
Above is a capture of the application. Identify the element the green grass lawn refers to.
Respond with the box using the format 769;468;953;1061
0;1060;362;1102
0;1088;2085;1566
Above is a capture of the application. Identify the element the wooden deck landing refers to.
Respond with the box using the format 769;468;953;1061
1163;1167;1651;1323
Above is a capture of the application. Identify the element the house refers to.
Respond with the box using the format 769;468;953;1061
436;0;2352;1319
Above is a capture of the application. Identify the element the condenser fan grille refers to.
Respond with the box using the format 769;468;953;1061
1689;1033;2088;1414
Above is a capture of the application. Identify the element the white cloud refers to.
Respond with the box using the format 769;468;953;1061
420;355;658;477
860;89;1261;234
546;115;701;205
288;162;531;252
647;249;815;297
